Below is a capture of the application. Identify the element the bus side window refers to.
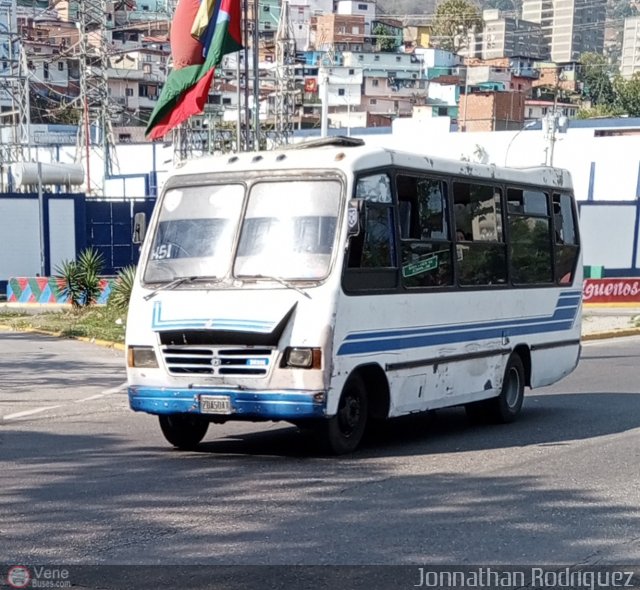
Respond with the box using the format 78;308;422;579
344;173;398;292
453;181;507;286
397;173;453;289
507;188;553;285
553;193;579;284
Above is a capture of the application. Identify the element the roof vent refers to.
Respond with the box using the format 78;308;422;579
284;136;365;150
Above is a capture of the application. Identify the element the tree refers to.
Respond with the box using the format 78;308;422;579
430;0;482;53
614;74;640;117
576;104;624;119
373;23;398;52
579;52;615;106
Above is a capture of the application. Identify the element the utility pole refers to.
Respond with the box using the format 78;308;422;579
76;0;117;195
273;0;296;147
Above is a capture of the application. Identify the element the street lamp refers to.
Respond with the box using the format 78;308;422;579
504;119;538;166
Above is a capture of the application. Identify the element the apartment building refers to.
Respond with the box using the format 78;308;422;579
458;90;525;132
481;9;542;60
621;16;640;79
521;0;605;63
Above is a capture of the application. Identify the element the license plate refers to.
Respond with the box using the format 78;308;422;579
200;395;232;415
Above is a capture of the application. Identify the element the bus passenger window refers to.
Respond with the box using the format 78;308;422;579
507;188;553;285
397;174;452;289
453;181;507;286
553;193;579;284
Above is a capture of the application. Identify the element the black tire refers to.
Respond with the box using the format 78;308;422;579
466;353;525;424
322;374;368;455
159;414;209;450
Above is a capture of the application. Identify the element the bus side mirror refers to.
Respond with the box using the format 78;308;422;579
133;212;147;244
347;199;363;237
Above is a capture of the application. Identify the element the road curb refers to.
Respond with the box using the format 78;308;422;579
581;328;640;341
0;323;125;351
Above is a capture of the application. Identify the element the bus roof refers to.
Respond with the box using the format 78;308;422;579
170;137;573;190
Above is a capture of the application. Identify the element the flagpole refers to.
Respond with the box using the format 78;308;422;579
236;52;242;153
252;0;260;151
243;0;250;151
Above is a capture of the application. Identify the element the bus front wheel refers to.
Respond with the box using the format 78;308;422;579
159;414;209;450
323;374;368;455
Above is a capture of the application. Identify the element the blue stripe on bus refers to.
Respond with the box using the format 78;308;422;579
151;301;277;333
337;291;581;356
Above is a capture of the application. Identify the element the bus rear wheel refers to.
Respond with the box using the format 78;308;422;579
323;374;368;455
466;353;525;424
159;414;209;450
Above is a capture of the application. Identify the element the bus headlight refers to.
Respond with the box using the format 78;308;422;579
128;346;159;368
283;347;322;369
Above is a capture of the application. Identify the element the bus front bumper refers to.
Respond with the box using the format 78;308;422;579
128;386;327;420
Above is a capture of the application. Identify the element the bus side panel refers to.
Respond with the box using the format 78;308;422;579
530;344;581;388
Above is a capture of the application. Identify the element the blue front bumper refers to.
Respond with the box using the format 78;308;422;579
128;386;326;420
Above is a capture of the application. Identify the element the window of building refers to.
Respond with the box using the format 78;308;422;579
349;68;355;75
372;79;379;87
143;63;151;74
358;54;364;61
374;55;380;61
263;5;270;11
43;62;49;79
370;98;377;104
58;62;64;71
358;3;368;9
453;182;507;286
396;56;401;62
397;174;453;288
338;88;345;96
507;188;552;284
353;26;360;34
222;97;232;105
126;87;134;97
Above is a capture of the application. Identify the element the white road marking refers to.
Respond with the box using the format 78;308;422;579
2;382;129;420
3;405;62;420
75;382;128;403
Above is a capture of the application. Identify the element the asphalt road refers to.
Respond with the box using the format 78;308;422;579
1;331;639;580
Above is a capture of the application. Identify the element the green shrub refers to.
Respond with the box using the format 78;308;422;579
55;247;105;308
109;265;137;311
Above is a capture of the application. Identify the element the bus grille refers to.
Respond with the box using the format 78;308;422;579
161;347;274;376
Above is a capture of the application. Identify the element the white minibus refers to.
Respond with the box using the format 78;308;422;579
126;137;582;454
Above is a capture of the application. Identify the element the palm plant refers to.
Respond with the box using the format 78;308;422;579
55;247;105;307
108;265;137;311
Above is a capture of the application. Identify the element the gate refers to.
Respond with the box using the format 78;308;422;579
85;198;156;275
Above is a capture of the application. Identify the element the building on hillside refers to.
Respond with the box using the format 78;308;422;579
334;0;376;37
524;99;578;122
289;0;333;52
403;25;431;50
458;90;525;132
311;13;369;52
371;18;403;52
621;16;640;79
481;9;542;60
532;62;579;94
521;0;606;63
107;40;169;126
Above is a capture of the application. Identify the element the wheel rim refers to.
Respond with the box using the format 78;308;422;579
337;390;362;438
504;366;521;409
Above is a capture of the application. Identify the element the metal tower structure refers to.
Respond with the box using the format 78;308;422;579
0;2;32;188
76;0;118;194
272;0;296;147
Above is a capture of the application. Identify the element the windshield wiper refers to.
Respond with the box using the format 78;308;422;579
246;274;312;300
143;276;198;301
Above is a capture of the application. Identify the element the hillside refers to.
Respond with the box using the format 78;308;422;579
376;0;522;18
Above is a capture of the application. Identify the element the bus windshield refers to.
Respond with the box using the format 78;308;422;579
144;178;342;284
